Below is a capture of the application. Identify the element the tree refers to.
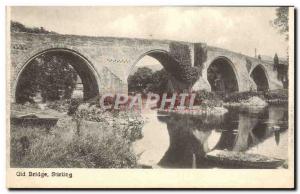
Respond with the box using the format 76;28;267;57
128;67;153;94
148;69;169;94
271;7;289;40
16;54;78;103
273;53;279;71
15;62;40;103
127;67;169;94
11;21;57;34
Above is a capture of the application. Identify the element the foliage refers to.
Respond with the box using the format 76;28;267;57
16;54;78;103
15;61;40;103
147;69;169;94
169;42;192;69
46;99;72;113
72;103;144;140
273;53;288;88
128;67;153;94
129;43;202;93
222;90;288;103
194;43;207;75
68;98;84;115
264;90;288;101
194;90;218;102
223;91;265;103
11;21;57;34
128;67;169;94
193;90;223;108
169;42;200;84
11;97;145;168
10;123;138;168
270;8;289;87
271;7;289;40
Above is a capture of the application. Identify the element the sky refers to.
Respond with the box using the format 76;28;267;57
10;6;289;59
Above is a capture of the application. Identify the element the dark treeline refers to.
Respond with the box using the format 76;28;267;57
11;21;57;34
128;67;169;95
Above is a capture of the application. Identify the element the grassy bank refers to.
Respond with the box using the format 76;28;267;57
194;89;288;106
10;102;144;168
223;90;288;105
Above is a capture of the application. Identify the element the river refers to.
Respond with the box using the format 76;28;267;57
133;105;289;168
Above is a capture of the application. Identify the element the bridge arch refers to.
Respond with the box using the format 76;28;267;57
128;49;179;77
127;49;188;93
250;64;270;91
14;48;101;103
206;56;239;93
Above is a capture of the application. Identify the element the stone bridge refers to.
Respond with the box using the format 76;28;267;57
10;32;283;102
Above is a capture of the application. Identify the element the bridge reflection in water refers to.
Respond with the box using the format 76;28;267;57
133;105;288;168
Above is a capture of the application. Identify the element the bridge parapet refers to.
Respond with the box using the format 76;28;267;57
10;32;284;102
10;32;198;100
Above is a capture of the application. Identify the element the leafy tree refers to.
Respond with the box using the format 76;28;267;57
128;67;169;94
271;7;289;40
16;54;78;103
147;69;169;94
38;55;78;101
128;67;153;94
271;8;289;87
15;62;40;103
11;21;57;34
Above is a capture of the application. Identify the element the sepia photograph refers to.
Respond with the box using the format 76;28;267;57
6;6;295;188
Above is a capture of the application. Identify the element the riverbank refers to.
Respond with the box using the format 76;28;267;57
158;106;228;116
223;96;268;107
222;90;288;106
10;102;144;168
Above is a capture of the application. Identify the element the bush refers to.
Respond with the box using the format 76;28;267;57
10;121;139;168
223;90;288;103
67;98;83;115
47;99;72;113
193;90;223;108
73;103;144;141
11;21;57;34
194;90;217;102
223;91;264;103
264;90;288;100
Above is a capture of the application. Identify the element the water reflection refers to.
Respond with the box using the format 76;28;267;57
133;105;288;168
132;111;170;166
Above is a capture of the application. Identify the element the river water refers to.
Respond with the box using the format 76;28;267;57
133;105;289;168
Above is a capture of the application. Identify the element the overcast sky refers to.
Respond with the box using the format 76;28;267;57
10;6;288;58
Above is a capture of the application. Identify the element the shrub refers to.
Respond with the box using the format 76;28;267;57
73;103;144;141
10;122;138;168
47;99;72;113
194;90;217;102
193;90;223;108
67;98;83;115
223;91;264;103
264;90;288;100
